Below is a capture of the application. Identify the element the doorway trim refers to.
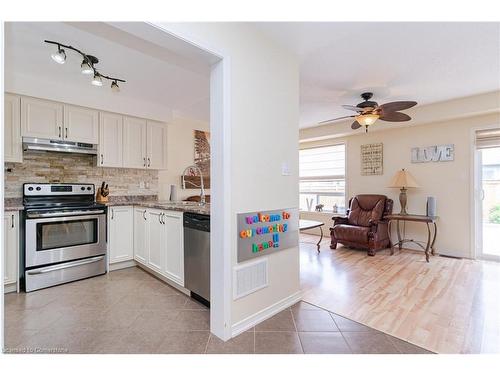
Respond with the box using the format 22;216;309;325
470;123;500;261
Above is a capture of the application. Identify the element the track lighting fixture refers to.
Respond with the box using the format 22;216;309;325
45;40;125;91
51;45;66;64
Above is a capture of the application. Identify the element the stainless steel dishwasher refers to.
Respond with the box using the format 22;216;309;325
184;212;210;307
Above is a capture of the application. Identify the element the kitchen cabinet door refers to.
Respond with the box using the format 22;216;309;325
146;121;168;170
21;97;63;139
3;211;19;290
123;116;147;169
134;207;148;265
64;104;99;143
146;209;165;273
4;93;22;163
108;206;134;264
99;112;123;167
163;211;184;286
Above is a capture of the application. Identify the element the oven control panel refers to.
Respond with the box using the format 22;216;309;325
24;183;95;196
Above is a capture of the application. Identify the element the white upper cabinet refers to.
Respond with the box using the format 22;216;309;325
123;116;147;169
4;93;22;163
63;104;99;144
147;120;168;170
99;112;123;167
21;96;63;139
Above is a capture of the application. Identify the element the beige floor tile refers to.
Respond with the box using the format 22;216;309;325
293;309;339;332
255;332;303;354
342;332;400;354
130;310;181;333
166;310;210;331
330;313;374;332
299;332;351;354
183;298;209;310
206;331;255;354
255;309;296;332
155;331;210;354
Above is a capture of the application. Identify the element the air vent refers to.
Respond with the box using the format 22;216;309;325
233;258;268;300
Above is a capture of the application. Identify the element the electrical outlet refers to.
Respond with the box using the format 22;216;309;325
281;162;291;176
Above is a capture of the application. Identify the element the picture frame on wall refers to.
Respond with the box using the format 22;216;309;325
361;143;383;176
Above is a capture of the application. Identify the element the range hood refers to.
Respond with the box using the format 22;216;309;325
23;137;98;155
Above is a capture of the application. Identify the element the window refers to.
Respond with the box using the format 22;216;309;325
299;144;346;213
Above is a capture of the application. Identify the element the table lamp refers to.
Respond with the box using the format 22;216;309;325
388;169;419;215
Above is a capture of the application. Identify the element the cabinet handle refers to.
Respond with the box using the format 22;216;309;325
11;214;14;228
147;158;151;168
161;213;165;224
143;210;147;220
101;154;104;165
65;127;68;138
58;126;62;138
111;209;114;220
143;157;146;167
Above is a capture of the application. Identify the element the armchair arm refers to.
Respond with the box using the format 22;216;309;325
332;215;348;226
369;219;390;242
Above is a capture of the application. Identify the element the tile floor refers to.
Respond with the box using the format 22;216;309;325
4;266;432;354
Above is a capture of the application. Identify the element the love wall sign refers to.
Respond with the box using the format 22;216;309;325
237;208;298;263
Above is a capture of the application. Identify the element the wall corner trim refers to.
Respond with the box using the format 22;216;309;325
230;290;303;338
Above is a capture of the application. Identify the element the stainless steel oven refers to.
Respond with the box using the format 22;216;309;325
23;183;107;292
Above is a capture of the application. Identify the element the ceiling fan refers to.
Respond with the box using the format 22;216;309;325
319;92;417;132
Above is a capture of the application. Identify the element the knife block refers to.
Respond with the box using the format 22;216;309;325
96;188;109;204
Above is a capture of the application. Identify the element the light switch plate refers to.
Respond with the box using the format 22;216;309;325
281;162;291;176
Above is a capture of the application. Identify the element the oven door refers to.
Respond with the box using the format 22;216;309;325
25;211;106;268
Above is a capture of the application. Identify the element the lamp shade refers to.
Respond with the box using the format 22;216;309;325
388;169;419;188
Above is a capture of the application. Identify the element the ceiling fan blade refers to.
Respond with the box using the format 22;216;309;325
351;121;362;129
342;105;364;112
379;112;412;122
379;101;417;113
318;115;355;125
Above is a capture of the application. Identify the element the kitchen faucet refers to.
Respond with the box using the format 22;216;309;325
181;165;206;205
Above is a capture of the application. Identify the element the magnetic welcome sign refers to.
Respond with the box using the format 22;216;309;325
237;208;299;263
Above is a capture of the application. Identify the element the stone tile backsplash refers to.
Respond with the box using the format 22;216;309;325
4;151;158;198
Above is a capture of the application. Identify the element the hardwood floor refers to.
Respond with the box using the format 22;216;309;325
299;233;500;354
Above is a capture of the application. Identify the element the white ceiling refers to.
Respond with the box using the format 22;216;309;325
255;22;500;128
4;22;211;122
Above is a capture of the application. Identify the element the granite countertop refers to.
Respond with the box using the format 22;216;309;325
3;195;210;215
106;196;210;215
4;198;23;211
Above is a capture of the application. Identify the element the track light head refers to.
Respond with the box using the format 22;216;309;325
51;46;66;64
91;74;103;87
81;60;93;75
111;80;120;92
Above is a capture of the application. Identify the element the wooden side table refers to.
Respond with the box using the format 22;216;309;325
299;219;325;252
385;214;438;262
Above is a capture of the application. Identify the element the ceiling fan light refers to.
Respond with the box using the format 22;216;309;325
355;114;379;126
51;47;66;64
91;74;103;87
81;60;93;75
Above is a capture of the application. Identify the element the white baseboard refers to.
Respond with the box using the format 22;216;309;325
109;259;136;271
4;283;18;294
231;290;303;338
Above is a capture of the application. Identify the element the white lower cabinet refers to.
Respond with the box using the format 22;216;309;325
3;211;19;291
146;209;165;273
108;206;134;264
133;207;148;265
132;207;184;287
163;211;184;285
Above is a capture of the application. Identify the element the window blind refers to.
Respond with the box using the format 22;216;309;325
476;128;500;149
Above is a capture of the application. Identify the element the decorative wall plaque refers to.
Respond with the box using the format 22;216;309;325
237;208;298;263
411;144;454;163
361;143;383;175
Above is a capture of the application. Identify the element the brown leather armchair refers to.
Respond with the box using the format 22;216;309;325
330;194;393;256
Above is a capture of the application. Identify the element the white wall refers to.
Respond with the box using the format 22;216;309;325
158;115;210;201
301;111;500;259
156;23;300;334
